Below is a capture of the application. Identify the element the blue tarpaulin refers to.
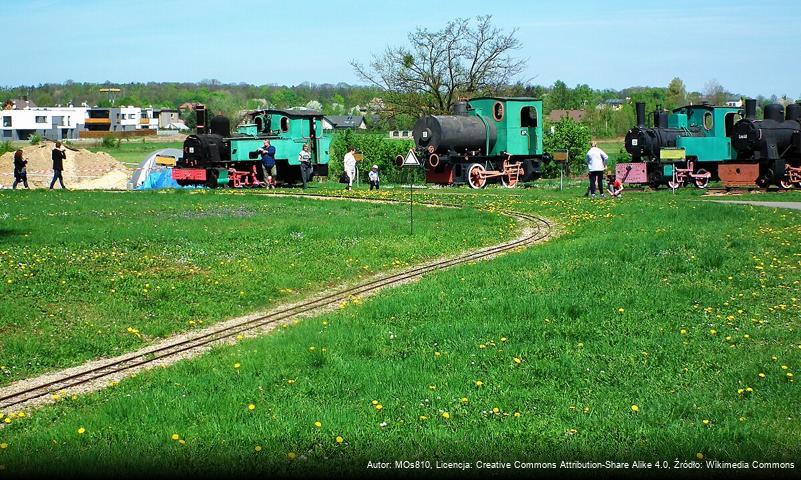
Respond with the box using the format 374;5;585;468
136;167;180;190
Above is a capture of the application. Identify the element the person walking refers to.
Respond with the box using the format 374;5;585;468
12;149;29;189
50;141;67;190
368;164;380;190
343;146;356;191
586;141;608;198
258;140;277;188
298;143;313;189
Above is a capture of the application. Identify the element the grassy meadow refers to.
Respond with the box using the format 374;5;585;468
0;185;799;476
0;190;515;384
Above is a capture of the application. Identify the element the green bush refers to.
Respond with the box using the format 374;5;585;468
101;135;120;149
328;130;418;184
0;141;13;155
542;118;592;177
28;134;41;146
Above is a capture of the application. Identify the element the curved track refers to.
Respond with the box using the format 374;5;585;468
0;193;553;412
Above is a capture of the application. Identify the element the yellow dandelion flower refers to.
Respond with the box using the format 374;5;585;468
236;334;244;341
0;443;6;449
171;434;180;441
233;363;241;369
696;453;704;460
618;308;625;313
336;436;344;444
702;419;711;426
709;329;717;336
434;351;441;357
375;404;383;411
680;329;687;335
513;357;522;364
255;445;262;452
500;337;508;342
460;397;469;405
631;405;639;413
77;427;86;434
248;404;256;411
758;373;766;379
514;412;521;417
287;379;295;384
479;344;486;349
314;421;322;428
442;412;450;419
787;372;794;379
474;380;484;387
179;439;186;445
371;400;378;405
492;407;500;414
419;415;428;421
287;452;297;460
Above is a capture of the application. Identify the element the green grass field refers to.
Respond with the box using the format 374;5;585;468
0;186;799;476
0;190;515;385
87;140;183;167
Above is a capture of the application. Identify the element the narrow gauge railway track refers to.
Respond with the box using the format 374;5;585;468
0;194;553;412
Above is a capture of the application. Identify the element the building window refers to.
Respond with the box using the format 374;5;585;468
2;130;10;138
2;116;11;127
36;116;47;124
129;114;135;119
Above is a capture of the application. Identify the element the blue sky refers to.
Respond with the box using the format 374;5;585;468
5;0;801;98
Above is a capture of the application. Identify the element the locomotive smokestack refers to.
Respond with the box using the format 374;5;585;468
635;102;646;128
785;104;801;122
745;99;757;120
195;104;208;134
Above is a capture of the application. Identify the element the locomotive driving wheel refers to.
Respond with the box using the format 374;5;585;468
694;169;710;189
501;164;523;188
667;178;683;190
466;163;487;189
779;177;795;189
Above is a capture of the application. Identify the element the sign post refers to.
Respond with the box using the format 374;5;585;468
402;150;422;235
553;150;569;191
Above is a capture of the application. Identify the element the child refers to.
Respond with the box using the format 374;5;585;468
607;173;623;198
368;164;380;190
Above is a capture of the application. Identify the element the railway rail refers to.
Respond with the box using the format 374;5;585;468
0;193;554;413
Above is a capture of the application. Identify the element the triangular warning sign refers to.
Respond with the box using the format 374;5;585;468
403;150;421;166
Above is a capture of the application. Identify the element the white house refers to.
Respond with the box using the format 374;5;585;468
1;106;88;141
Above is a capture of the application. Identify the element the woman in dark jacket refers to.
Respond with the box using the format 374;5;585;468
12;149;29;189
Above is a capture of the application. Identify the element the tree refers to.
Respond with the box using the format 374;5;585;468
665;77;687;109
351;15;526;115
704;80;728;105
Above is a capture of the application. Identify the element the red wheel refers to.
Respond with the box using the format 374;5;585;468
667;179;683;189
466;163;487;189
779;177;794;189
694;169;709;189
501;165;523;188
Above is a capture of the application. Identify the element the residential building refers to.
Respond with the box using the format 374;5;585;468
0;106;88;140
323;115;367;130
547;110;586;123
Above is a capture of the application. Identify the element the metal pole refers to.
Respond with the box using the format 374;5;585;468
409;171;413;235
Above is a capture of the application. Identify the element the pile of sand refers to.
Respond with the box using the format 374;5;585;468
0;141;131;190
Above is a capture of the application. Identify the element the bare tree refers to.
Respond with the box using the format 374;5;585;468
703;80;728;105
351;15;526;115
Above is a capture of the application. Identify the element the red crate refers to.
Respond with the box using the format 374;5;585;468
172;168;207;181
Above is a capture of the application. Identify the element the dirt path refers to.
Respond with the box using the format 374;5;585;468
708;200;801;211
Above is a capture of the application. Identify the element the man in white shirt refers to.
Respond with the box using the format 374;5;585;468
343;146;357;190
586;141;609;198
